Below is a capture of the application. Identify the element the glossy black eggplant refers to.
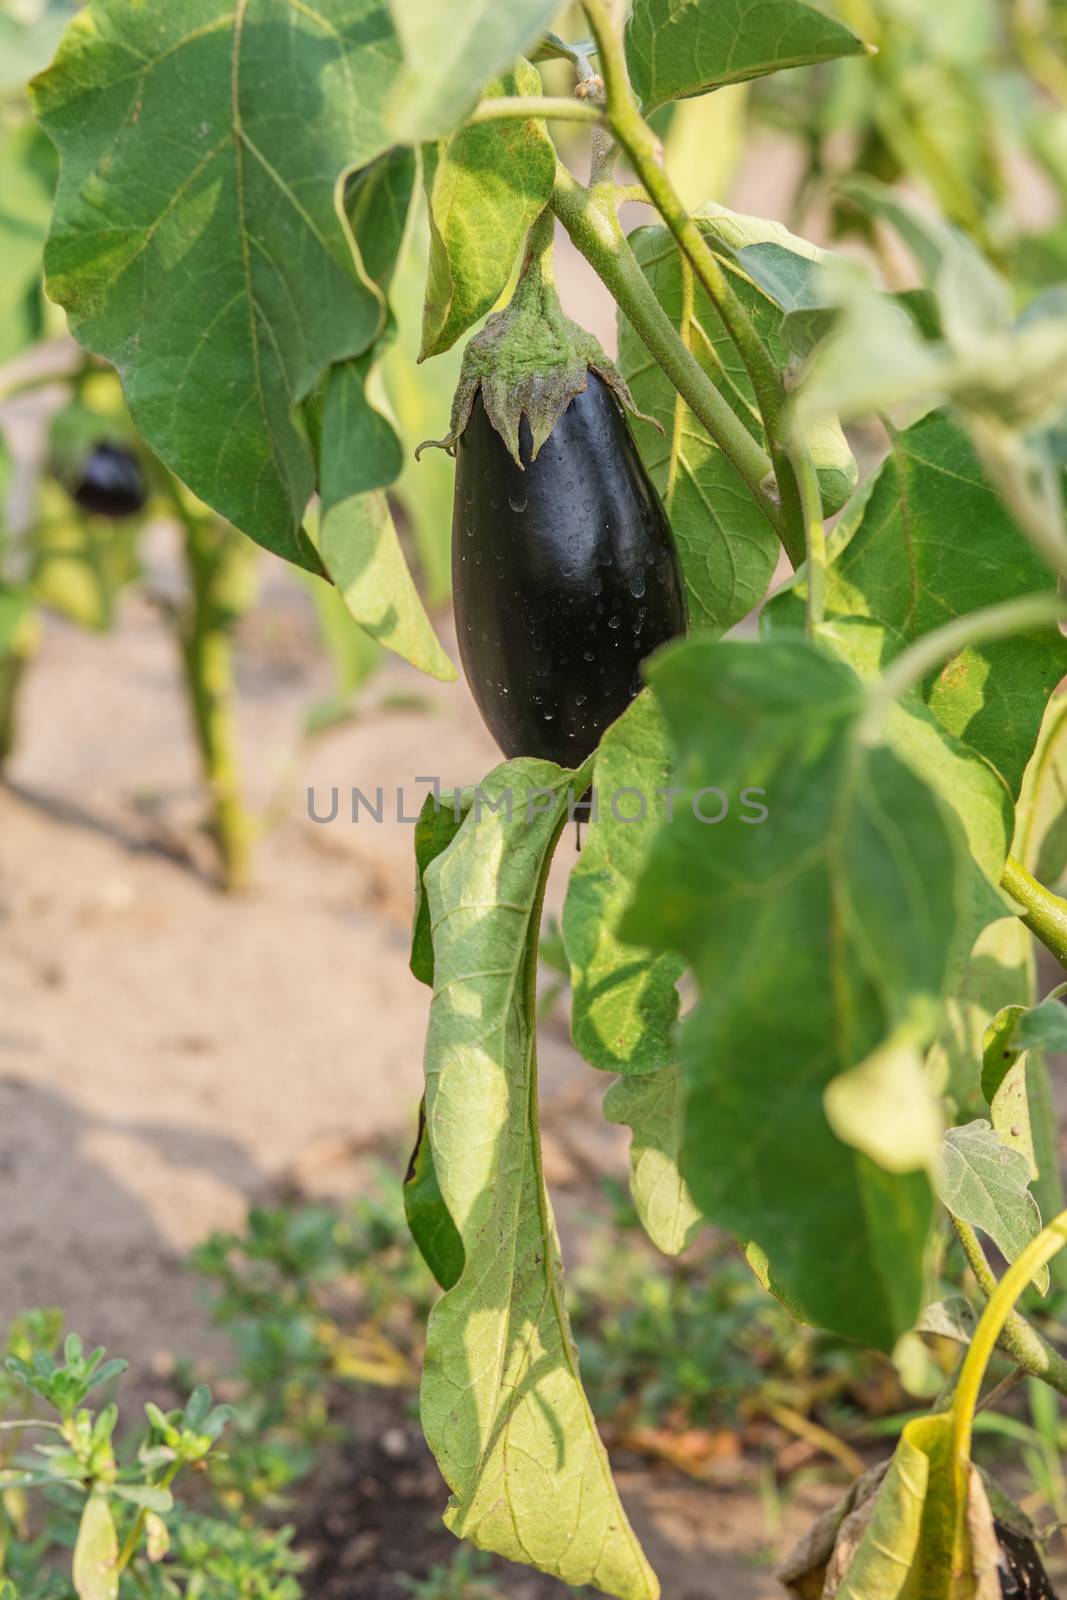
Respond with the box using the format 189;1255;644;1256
452;373;687;765
71;442;147;519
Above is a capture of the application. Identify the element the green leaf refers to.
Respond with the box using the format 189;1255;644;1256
981;1004;1040;1184
421;758;658;1598
387;0;559;141
317;489;455;681
404;1100;464;1289
618;208;855;635
72;1489;118;1600
310;147;452;678
603;1068;702;1257
823;1033;943;1176
770;411;1067;795
626;0;866;113
421;63;554;360
411;788;473;985
926;916;1033;1123
0;122;54;365
33;0;403;570
1015;696;1067;889
562;692;682;1075
111;1483;173;1513
938;1119;1048;1293
622;635;1001;1349
1012;997;1067;1054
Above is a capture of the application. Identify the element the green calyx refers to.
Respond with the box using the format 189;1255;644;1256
417;211;656;469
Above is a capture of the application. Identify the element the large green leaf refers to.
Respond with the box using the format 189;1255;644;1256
563;692;682;1075
770;411;1067;796
33;0;403;571
421;63;554;360
618;208;856;635
421;759;658;1598
622;635;1006;1348
626;0;865;114
603;1068;702;1257
387;0;558;140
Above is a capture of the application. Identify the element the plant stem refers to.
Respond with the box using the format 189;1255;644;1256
952;1211;1067;1467
1001;855;1067;970
794;448;827;633
859;592;1067;743
165;483;254;892
115;1461;182;1575
467;96;605;126
950;1216;1067;1399
581;0;808;562
550;164;785;538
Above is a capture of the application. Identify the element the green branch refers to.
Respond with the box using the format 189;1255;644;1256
549;164;785;538
467;95;605;126
581;0;807;564
1001;855;1067;971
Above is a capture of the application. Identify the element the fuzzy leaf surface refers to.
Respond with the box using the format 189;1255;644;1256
938;1119;1047;1292
622;635;1007;1348
421;63;554;359
33;0;402;570
626;0;865;113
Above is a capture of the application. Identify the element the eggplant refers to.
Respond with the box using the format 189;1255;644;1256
452;374;687;765
71;442;147;519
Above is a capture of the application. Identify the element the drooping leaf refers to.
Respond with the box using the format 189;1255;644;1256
307;145;453;677
420;759;658;1598
831;1416;1000;1600
770;411;1067;795
603;1068;702;1257
382;199;464;604
404;1100;464;1289
33;0;403;571
618;208;856;635
72;1489;118;1600
938;1120;1047;1293
563;692;682;1075
625;0;865;114
421;63;554;360
622;635;1006;1348
387;0;559;141
411;787;473;986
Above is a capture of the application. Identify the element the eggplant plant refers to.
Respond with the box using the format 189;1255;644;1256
24;0;1067;1595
